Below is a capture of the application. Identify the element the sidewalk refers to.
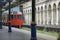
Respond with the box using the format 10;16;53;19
0;26;58;40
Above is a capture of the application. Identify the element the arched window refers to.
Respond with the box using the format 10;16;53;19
58;2;60;24
41;6;43;24
45;5;47;24
48;5;51;24
53;3;56;25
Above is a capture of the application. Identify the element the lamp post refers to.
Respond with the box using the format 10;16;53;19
8;0;12;32
31;0;37;40
6;0;12;32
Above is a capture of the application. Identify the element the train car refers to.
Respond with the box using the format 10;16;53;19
6;13;23;28
2;6;24;28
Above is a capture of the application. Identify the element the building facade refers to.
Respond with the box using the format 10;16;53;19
22;0;60;28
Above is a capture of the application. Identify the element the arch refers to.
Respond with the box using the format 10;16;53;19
58;2;60;8
41;6;43;11
48;5;51;10
45;5;47;10
53;3;56;9
58;2;60;10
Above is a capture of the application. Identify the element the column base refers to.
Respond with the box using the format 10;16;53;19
31;22;37;40
8;23;12;32
56;23;58;25
31;38;37;40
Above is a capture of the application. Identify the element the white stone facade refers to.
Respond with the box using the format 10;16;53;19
22;0;60;28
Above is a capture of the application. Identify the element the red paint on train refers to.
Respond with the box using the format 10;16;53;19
6;14;23;27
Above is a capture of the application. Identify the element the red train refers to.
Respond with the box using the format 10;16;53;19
3;13;24;28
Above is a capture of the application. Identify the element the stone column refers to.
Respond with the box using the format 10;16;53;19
56;8;58;25
58;8;60;25
25;13;27;24
35;10;37;25
51;9;54;25
47;10;49;24
38;11;40;25
29;12;30;25
45;10;47;25
40;11;41;25
28;13;29;24
26;13;28;24
43;10;45;25
30;12;32;24
41;11;43;24
36;13;38;25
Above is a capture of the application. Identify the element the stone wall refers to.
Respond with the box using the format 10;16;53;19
22;0;60;28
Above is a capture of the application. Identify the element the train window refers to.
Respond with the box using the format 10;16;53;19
13;15;16;20
18;15;21;20
10;15;13;20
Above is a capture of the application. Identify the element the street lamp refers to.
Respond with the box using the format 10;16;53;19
31;0;37;40
8;0;12;32
6;0;12;32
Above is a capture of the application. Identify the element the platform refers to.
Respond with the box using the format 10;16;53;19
0;26;57;40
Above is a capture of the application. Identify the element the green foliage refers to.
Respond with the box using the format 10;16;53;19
43;27;47;32
22;27;31;31
21;27;58;36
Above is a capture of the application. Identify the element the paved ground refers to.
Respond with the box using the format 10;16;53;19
0;26;58;40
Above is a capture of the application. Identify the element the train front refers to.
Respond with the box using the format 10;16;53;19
7;11;23;28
